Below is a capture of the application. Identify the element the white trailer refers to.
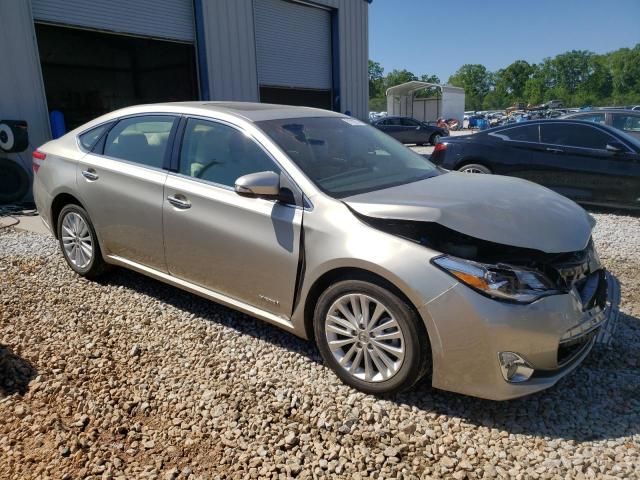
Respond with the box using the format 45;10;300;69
386;81;465;124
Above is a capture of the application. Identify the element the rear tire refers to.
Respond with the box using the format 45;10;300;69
57;204;106;279
313;279;430;395
458;163;492;174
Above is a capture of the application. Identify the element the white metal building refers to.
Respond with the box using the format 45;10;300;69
0;0;370;202
386;81;465;124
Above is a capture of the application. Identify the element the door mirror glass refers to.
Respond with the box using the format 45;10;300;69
235;171;281;198
606;142;627;153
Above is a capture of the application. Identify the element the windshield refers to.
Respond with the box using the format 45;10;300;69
256;116;439;198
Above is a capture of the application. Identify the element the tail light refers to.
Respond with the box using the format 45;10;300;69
32;150;46;173
433;143;447;153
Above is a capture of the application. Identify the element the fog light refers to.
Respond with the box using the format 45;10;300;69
498;352;534;383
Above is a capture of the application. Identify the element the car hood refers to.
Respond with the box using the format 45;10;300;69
343;172;593;253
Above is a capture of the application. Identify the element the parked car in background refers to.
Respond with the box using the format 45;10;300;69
541;100;564;109
370;116;448;145
430;119;640;209
32;103;617;400
562;109;640;140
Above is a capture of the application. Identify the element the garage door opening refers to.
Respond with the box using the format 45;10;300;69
259;86;332;110
35;23;198;130
254;0;334;111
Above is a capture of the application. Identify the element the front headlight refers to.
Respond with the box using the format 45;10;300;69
432;255;559;303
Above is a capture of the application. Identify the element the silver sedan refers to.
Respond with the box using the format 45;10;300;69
32;102;618;399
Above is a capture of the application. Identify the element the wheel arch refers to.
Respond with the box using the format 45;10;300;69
50;193;86;239
456;157;493;173
302;266;429;347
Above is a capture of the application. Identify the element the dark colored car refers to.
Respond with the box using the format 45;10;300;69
562;109;640;140
430;119;640;209
371;116;448;146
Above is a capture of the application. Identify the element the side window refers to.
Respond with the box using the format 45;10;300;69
179;118;279;187
388;118;402;126
496;124;539;142
401;118;420;126
79;124;109;151
612;114;640;133
540;123;615;150
573;113;606;124
104;116;176;168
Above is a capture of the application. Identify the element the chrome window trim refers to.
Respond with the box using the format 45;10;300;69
173;115;309;209
539;121;634;153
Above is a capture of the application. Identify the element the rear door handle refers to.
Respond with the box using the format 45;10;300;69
81;168;99;181
167;194;191;209
546;147;564;154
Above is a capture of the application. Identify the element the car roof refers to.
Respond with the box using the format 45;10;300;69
565;109;640;115
86;101;345;124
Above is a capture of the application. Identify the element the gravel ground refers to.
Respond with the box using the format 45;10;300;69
1;212;638;479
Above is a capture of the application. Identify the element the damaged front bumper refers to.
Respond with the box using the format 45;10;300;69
419;271;620;400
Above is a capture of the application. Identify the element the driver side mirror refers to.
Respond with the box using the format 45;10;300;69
234;171;281;199
606;141;627;154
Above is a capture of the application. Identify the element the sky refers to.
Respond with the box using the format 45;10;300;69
369;0;640;82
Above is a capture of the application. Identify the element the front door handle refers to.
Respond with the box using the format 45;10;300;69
167;194;191;209
81;168;99;181
546;147;564;154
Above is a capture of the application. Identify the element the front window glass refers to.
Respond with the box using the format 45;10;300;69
179;118;278;187
257;116;439;198
401;118;420;126
612;114;640;134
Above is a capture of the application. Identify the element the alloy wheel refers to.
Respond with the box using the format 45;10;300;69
461;166;486;173
324;294;405;383
61;212;93;269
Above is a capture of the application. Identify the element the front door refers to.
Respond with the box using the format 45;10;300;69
76;115;177;271
162;117;302;318
537;122;640;206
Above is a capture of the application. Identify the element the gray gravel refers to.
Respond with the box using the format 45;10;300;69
1;212;639;479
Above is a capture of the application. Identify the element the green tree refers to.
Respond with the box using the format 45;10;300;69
496;60;534;101
448;64;491;110
415;74;441;98
368;60;384;98
384;69;418;90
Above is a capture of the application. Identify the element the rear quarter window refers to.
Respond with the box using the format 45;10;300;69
78;124;109;151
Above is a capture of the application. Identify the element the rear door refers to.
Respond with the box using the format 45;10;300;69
162;117;303;318
77;115;178;271
538;122;640;206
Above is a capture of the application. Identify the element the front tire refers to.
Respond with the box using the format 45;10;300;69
57;204;106;278
314;279;430;395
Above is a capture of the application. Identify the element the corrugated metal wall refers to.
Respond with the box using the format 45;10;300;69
31;0;195;42
0;0;50;198
199;0;260;102
199;0;369;120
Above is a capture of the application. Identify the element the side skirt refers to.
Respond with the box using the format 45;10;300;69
106;255;298;335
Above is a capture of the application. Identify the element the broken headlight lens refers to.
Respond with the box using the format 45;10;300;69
432;255;559;303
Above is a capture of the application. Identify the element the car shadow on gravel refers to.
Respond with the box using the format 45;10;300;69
0;344;37;397
97;268;639;442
